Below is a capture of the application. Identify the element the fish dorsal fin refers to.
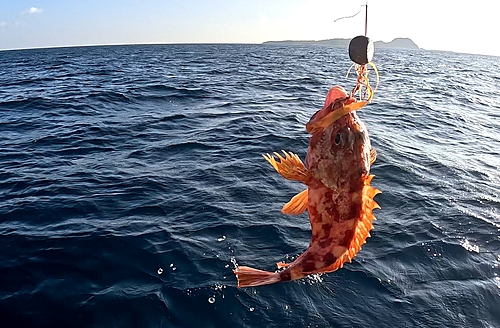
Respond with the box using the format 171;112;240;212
281;189;308;215
323;174;381;273
370;148;377;166
344;174;380;262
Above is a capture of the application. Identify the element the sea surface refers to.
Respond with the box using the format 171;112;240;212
0;44;499;327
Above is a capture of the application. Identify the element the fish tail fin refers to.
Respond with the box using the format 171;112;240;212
233;266;281;288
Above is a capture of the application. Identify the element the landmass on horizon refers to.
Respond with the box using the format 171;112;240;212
263;37;419;50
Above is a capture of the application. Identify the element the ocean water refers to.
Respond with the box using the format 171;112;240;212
0;44;499;327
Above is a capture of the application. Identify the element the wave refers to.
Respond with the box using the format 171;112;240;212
0;44;499;328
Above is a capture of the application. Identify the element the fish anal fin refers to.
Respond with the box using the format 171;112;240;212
276;262;291;269
281;189;308;215
263;150;309;184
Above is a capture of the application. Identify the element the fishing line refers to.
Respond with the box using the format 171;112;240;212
333;9;362;23
333;1;378;101
333;1;368;36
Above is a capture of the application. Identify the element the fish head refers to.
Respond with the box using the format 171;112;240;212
305;86;372;191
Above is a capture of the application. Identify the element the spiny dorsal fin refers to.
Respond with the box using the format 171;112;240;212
323;174;381;272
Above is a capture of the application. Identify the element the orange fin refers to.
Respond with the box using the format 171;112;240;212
281;189;308;215
233;266;281;288
370;148;377;166
345;174;381;263
263;150;309;184
276;262;291;269
323;174;381;273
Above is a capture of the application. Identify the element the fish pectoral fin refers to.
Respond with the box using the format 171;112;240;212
370;148;377;166
263;150;309;184
281;189;308;215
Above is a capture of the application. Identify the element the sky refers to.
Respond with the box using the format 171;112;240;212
0;0;499;56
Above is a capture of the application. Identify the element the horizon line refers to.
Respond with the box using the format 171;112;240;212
0;42;498;58
0;41;260;52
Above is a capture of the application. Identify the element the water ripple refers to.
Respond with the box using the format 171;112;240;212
0;44;499;327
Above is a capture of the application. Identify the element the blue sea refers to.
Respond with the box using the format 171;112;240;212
0;44;499;327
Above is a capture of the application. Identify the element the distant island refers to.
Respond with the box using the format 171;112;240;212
262;37;419;50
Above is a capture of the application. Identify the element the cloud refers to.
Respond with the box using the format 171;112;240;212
24;7;43;14
0;22;7;28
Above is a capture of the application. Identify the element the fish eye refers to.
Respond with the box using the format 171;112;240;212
334;128;351;147
334;133;341;145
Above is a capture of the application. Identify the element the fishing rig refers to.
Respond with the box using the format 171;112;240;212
335;1;379;102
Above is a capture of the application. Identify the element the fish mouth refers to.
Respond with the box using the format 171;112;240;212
306;99;367;134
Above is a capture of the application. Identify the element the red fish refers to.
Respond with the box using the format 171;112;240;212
233;86;380;288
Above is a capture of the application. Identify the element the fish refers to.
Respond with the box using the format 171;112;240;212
233;85;381;288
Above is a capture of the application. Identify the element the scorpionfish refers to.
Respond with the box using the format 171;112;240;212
233;86;381;287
